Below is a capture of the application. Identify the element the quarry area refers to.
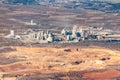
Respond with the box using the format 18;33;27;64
0;46;119;80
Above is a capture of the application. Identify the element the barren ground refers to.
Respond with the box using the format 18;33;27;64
0;5;120;37
0;46;120;80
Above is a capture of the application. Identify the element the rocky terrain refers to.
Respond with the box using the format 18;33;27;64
0;46;119;80
64;1;120;13
1;0;120;13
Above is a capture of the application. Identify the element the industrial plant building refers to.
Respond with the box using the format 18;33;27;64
5;25;120;43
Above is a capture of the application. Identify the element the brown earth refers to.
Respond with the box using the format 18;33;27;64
83;69;120;80
0;46;120;79
0;5;120;37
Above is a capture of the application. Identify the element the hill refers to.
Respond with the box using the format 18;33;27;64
1;0;120;13
2;0;39;5
64;1;120;13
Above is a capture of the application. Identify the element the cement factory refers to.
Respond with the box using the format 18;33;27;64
5;25;120;43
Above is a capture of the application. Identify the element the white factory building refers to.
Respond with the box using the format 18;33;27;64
4;25;120;43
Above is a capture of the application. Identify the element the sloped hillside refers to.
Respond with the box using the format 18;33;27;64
2;0;38;5
0;46;120;79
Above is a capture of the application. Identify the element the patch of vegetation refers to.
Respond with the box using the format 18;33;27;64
64;1;120;13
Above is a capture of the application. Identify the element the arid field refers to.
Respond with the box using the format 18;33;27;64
0;5;120;36
0;46;120;80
